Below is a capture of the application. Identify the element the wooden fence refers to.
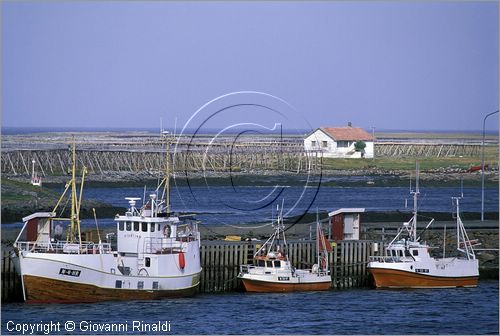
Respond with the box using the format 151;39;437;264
199;240;378;293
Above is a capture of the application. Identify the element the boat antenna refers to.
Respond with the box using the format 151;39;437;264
409;161;420;241
160;130;172;215
92;208;102;244
174;116;177;138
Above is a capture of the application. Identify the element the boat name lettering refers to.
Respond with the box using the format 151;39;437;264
278;277;290;281
59;268;81;277
415;269;429;273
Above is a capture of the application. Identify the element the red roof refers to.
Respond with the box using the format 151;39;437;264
320;127;373;141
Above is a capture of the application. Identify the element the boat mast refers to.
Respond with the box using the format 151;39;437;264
161;132;172;215
410;162;420;242
453;194;475;260
31;159;36;181
66;141;84;245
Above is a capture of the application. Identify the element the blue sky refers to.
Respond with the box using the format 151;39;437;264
2;1;498;132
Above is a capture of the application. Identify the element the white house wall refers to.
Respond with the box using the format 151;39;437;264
304;130;374;158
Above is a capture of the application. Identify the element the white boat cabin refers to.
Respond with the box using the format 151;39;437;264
115;197;199;256
381;240;430;263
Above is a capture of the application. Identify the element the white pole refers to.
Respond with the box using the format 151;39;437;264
31;159;35;180
442;223;446;258
481;110;499;221
371;126;375;159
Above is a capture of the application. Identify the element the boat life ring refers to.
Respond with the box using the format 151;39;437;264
178;252;185;269
163;225;171;237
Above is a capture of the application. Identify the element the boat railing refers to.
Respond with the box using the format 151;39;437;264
239;264;251;274
369;255;407;263
144;237;186;254
15;240;112;254
239;264;294;275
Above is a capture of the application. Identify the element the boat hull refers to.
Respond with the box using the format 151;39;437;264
14;248;202;303
240;277;331;293
23;275;198;303
368;268;479;288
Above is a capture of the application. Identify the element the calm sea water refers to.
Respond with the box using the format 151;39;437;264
2;281;498;335
3;183;497;229
73;184;499;225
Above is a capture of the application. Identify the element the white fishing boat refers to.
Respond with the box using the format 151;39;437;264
238;206;331;292
367;167;479;288
12;142;202;303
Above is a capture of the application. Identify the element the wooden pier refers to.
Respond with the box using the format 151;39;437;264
1;250;23;302
1;240;379;301
199;240;378;293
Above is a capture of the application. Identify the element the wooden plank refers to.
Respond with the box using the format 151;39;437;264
332;243;338;288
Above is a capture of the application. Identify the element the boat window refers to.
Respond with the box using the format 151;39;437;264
163;225;171;237
275;260;281;267
137;281;144;290
412;250;418;256
266;261;273;268
153;281;159;290
405;250;412;257
145;257;151;267
115;280;122;288
126;222;132;231
141;223;147;232
399;250;403;257
257;260;265;267
150;223;155;232
118;222;124;231
134;222;140;231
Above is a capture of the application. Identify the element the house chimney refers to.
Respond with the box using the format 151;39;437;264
348;122;352;127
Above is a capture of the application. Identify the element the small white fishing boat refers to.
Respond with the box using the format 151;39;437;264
238;206;331;292
30;159;42;186
12;142;202;303
367;167;479;288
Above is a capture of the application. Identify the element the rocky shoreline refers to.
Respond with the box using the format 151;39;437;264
3;166;498;186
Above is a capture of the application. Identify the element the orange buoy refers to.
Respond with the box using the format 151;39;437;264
179;252;186;269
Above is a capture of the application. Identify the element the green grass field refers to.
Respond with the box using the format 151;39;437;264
321;146;498;171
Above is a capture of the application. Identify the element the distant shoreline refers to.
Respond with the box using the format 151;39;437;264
2;126;499;136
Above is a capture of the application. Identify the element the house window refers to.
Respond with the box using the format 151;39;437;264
311;141;317;147
337;141;349;148
322;141;328;148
